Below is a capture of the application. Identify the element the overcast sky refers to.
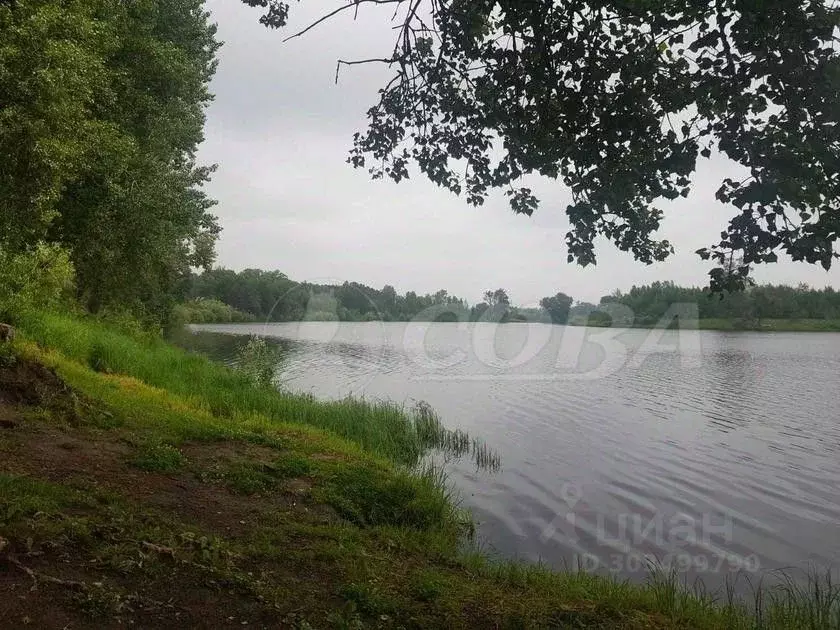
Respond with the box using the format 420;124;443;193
198;1;839;305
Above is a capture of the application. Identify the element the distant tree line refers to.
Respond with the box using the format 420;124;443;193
181;270;561;324
597;281;840;326
181;269;473;322
181;269;840;327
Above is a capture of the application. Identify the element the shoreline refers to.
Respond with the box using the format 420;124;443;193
567;318;840;333
187;317;840;333
2;311;837;628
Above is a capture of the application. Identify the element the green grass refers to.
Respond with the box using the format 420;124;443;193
220;460;299;494
131;442;185;472
205;454;314;495
3;310;839;628
17;311;488;467
316;463;457;529
409;569;449;601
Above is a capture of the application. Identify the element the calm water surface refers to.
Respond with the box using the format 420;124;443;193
180;322;840;590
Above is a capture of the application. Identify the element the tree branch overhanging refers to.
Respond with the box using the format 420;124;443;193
240;0;840;289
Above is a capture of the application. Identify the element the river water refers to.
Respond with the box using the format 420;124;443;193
179;322;840;591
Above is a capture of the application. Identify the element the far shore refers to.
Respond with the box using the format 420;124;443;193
189;317;840;333
567;317;840;333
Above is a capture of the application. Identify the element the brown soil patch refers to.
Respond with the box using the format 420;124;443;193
0;544;308;629
0;357;75;408
0;424;333;538
284;478;313;496
178;440;334;526
310;452;344;462
0;403;18;429
179;439;284;468
0;358;334;537
0;569;92;630
0;359;345;628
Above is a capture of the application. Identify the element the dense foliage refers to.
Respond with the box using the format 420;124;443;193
0;0;220;321
185;268;840;327
600;281;840;326
0;243;76;321
540;292;574;324
172;298;256;324
182;268;475;322
246;0;840;290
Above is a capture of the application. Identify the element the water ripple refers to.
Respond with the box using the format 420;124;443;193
183;323;840;590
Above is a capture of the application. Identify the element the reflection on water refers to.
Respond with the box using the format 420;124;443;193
177;322;840;591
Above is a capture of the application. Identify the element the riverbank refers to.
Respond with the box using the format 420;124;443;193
1;312;837;628
568;317;840;332
185;312;840;332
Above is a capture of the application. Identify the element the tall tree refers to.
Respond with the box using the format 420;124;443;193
55;0;221;316
483;288;510;308
244;0;840;290
540;292;574;324
1;0;220;320
0;0;115;249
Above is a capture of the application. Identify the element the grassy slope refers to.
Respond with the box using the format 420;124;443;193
17;313;464;467
0;312;837;629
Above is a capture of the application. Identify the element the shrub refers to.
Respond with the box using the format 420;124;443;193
0;242;75;323
132;443;185;472
174;298;255;325
236;335;278;388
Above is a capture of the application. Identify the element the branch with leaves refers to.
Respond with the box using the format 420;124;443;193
242;0;840;291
